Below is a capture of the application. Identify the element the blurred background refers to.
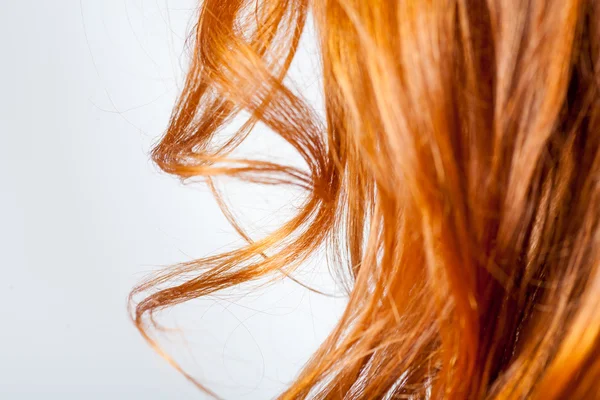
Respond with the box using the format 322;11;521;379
0;1;345;399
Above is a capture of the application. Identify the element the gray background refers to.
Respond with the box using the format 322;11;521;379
0;1;345;398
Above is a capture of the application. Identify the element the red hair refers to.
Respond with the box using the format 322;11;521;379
131;0;600;398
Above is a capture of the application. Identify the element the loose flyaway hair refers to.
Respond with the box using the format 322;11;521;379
130;0;600;398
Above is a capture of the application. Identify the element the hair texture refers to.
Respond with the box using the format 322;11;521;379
131;0;600;398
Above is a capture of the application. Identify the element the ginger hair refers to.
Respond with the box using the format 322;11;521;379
131;0;600;398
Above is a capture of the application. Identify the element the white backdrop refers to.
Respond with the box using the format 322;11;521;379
0;1;346;399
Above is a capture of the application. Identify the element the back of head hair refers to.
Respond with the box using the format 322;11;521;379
130;1;600;398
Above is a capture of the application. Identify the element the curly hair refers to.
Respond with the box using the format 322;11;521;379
131;1;600;398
